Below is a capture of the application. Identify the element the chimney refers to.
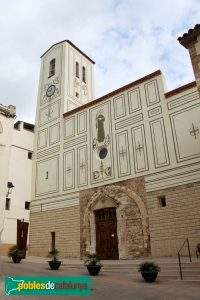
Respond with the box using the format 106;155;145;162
178;24;200;95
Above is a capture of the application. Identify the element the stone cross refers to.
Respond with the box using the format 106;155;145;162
80;161;86;172
136;142;143;154
119;147;127;160
189;123;199;139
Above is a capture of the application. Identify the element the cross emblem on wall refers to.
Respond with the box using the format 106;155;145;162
119;147;127;160
189;123;199;139
66;166;72;174
79;161;86;172
45;109;53;119
136;142;143;155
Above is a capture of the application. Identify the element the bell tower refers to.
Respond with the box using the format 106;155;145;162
39;40;95;114
31;41;94;201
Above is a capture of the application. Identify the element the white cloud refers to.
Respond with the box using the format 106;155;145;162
0;0;200;123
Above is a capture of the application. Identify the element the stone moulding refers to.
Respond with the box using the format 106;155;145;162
82;184;150;259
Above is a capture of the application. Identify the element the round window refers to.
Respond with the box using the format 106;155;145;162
99;147;108;160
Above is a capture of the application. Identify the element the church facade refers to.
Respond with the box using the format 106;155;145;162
29;25;200;259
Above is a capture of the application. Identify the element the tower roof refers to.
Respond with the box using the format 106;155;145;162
178;24;200;48
41;40;95;64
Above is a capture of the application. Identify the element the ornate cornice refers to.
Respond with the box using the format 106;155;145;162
0;104;16;118
178;24;200;48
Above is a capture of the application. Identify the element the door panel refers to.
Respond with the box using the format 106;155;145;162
17;220;29;258
95;207;119;260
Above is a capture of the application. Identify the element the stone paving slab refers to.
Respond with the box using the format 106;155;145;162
2;255;197;265
0;273;200;300
0;258;200;300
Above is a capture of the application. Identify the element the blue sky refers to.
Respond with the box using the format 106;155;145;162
0;0;200;123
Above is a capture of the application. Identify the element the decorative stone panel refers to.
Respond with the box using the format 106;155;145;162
79;177;150;259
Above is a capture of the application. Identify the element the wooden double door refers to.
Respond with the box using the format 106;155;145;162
95;207;119;260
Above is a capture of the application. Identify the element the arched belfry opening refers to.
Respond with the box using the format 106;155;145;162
80;178;150;259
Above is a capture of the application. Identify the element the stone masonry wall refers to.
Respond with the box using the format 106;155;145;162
147;181;200;256
188;42;200;94
29;205;80;258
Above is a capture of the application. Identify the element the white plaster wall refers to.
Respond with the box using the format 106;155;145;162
59;75;200;195
31;41;200;214
12;123;33;150
0;114;14;240
64;43;94;112
2;122;34;245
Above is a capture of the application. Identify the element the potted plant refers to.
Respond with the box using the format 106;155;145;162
138;261;160;282
8;245;24;263
84;253;102;276
48;248;62;270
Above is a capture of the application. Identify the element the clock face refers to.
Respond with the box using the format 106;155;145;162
46;85;56;97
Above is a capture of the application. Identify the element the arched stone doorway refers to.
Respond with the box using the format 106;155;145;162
80;179;150;259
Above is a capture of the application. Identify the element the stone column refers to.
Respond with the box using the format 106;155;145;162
178;24;200;95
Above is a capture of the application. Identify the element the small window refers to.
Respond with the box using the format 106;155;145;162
49;58;56;77
75;92;79;98
75;62;79;78
5;198;10;210
82;66;86;83
28;152;32;160
25;201;30;210
158;196;166;207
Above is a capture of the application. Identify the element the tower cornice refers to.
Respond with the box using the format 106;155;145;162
40;40;95;64
178;24;200;48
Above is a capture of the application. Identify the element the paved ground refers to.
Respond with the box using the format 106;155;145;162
0;256;200;300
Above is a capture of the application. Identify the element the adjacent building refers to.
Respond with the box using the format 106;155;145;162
0;104;16;250
0;106;34;254
29;25;200;259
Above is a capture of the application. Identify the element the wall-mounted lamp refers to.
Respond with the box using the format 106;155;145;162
7;181;14;197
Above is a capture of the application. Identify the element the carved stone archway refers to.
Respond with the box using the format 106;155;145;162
80;181;150;259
